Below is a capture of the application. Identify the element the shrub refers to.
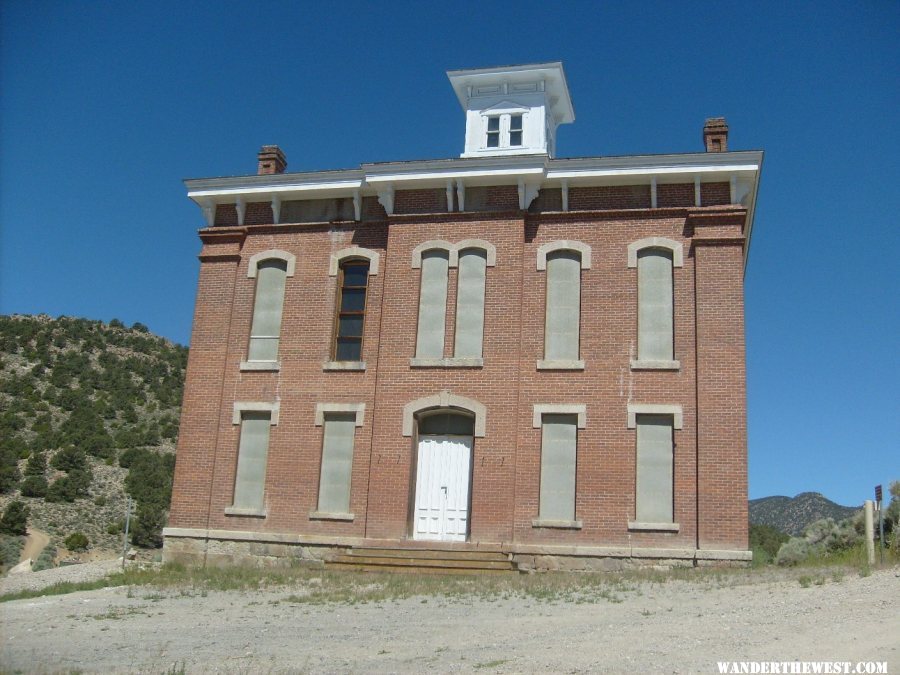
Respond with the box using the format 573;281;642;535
50;446;87;472
0;501;29;535
0;534;24;570
749;523;789;560
64;532;90;551
775;537;812;566
20;474;48;497
130;502;166;548
32;544;57;571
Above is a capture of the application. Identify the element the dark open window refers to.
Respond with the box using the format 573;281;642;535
333;260;369;361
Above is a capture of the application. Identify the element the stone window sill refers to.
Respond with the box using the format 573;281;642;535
309;511;355;522
239;361;281;372
224;507;267;518
532;518;583;530
628;521;680;532
630;359;680;371
536;359;585;371
410;357;484;368
323;361;366;371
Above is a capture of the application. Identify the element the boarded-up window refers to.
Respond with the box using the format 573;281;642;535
637;249;674;361
539;414;577;521
636;414;674;522
232;412;271;511
415;250;449;358
317;413;356;514
545;251;581;360
454;249;487;358
248;259;287;361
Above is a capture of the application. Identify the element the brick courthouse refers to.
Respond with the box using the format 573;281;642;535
164;63;763;571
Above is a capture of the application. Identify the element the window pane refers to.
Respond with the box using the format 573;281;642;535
335;338;362;361
487;117;500;131
342;263;369;287
338;316;364;338
486;133;499;148
510;115;523;131
509;131;522;146
340;288;366;312
419;412;474;436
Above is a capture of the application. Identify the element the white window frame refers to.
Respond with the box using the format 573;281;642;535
480;109;528;150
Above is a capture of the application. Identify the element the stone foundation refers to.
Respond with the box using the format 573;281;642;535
163;527;751;571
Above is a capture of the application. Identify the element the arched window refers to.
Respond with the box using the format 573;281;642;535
248;259;288;362
415;249;450;358
637;249;674;362
537;241;590;369
545;250;582;362
454;248;487;358
333;259;370;362
627;237;682;370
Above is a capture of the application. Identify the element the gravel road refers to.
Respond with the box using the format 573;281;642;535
1;566;898;673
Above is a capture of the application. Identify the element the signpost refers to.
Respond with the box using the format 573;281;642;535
875;485;884;564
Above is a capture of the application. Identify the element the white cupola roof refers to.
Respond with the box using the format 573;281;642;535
447;61;575;159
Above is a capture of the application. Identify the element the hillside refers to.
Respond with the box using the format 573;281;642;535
0;314;187;568
749;492;860;536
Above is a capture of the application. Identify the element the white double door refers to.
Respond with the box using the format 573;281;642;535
413;435;472;542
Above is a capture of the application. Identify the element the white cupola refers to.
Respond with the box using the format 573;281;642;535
447;62;575;159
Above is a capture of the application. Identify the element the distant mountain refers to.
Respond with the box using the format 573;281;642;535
749;492;861;536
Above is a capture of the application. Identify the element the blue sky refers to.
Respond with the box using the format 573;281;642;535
1;1;897;507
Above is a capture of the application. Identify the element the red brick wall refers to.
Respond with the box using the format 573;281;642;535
171;198;749;552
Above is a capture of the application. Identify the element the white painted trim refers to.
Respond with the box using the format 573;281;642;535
411;240;455;268
247;250;296;277
239;360;281;372
627;237;683;268
650;176;658;208
626;403;683;429
376;185;394;215
560;179;569;211
234;197;246;226
314;403;365;427
533;404;587;429
694;175;702;207
536;240;592;270
233;401;280;425
402;391;487;437
270;195;281;224
329;246;380;276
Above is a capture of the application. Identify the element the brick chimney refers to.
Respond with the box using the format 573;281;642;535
703;118;728;153
257;145;287;175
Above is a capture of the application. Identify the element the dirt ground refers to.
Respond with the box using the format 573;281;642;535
1;565;898;674
18;529;49;564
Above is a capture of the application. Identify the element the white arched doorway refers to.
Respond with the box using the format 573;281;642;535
412;410;475;542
